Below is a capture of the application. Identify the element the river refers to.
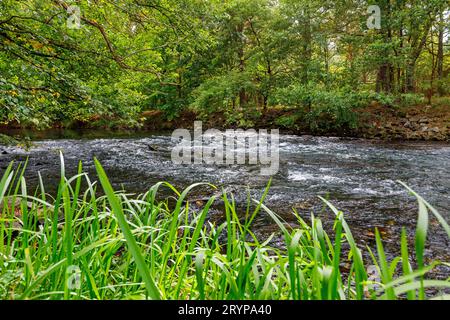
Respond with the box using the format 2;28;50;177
1;130;449;278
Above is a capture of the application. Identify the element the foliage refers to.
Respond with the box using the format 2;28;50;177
0;133;19;145
0;0;448;128
396;94;426;108
275;114;300;129
0;133;33;149
273;85;365;131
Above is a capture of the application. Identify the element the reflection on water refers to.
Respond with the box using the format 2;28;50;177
1;132;449;277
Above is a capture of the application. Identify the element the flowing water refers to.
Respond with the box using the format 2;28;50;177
1;130;449;277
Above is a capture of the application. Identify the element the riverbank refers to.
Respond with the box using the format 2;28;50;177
140;103;449;141
1;102;449;142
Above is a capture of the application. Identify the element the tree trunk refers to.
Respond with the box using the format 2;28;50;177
437;12;444;96
300;6;311;86
405;62;416;92
376;0;393;93
405;16;432;93
377;63;394;93
237;23;247;109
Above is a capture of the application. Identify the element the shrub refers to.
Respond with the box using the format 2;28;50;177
273;85;363;131
275;114;299;128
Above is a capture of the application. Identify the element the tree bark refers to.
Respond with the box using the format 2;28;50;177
300;5;312;86
376;64;393;93
376;0;393;93
437;12;444;96
405;15;433;93
405;62;416;92
237;22;247;109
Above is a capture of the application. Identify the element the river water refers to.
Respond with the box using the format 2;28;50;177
1;131;449;277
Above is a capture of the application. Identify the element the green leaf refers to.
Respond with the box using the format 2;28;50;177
94;158;161;300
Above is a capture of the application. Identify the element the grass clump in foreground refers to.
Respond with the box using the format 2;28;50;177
0;155;449;300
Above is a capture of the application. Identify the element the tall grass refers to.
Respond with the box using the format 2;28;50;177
0;155;449;300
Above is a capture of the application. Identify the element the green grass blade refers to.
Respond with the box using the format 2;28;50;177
94;158;161;300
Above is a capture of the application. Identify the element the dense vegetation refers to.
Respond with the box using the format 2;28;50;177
1;0;449;130
0;156;449;300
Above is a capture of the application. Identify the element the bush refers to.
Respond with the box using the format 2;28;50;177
273;85;363;131
275;114;300;128
397;93;425;107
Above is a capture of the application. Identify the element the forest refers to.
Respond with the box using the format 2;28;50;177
1;0;449;135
